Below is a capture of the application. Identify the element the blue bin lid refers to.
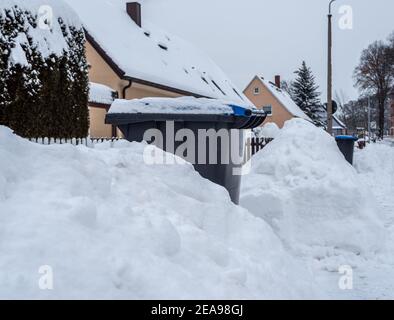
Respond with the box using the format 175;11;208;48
335;135;358;141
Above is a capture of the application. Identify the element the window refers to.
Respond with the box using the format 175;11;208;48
158;43;168;51
253;87;260;95
201;77;209;84
263;105;272;116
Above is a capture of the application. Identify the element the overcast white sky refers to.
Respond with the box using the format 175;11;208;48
141;0;393;103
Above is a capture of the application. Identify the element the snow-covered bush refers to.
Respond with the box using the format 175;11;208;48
241;119;385;259
0;126;320;299
0;0;89;138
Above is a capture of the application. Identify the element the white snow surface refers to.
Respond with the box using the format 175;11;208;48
314;142;394;300
63;0;249;105
1;0;82;66
89;83;116;105
253;122;280;138
109;97;240;115
241;119;385;258
259;77;311;121
0;125;318;299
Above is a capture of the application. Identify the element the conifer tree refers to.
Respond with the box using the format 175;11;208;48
0;3;89;138
290;61;325;126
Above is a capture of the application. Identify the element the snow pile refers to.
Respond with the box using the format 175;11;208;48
109;97;240;115
89;83;116;105
0;126;318;299
253;122;280;138
0;0;82;66
355;143;394;182
241;119;385;259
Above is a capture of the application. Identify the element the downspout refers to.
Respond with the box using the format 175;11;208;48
112;79;133;138
122;79;133;99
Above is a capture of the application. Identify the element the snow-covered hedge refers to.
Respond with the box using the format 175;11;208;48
0;0;89;138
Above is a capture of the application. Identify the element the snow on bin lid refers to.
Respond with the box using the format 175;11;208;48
108;97;254;116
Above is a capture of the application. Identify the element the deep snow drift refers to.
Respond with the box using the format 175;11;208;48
0;126;317;299
241;119;385;262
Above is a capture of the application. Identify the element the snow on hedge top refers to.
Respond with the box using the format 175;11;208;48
259;77;311;121
0;0;82;65
109;97;239;115
89;82;116;105
63;0;248;105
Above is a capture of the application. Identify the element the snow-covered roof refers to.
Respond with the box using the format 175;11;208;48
257;77;311;121
89;83;117;105
63;0;248;105
318;105;347;130
333;115;346;130
109;97;237;115
0;0;82;67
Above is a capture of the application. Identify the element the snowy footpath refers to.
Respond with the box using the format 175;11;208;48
242;121;394;300
340;141;394;299
0;121;393;299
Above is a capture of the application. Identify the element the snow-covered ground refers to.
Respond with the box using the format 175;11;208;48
242;120;394;300
0;120;393;299
311;141;394;300
0;125;318;299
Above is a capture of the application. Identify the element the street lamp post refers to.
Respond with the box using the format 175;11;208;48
327;0;336;135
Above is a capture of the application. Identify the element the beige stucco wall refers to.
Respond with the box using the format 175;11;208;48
244;77;294;128
86;42;182;137
88;106;113;138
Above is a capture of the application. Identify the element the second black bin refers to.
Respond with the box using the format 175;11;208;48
335;135;358;165
106;97;266;204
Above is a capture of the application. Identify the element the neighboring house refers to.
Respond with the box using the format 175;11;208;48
65;0;248;137
243;75;311;128
332;116;347;136
318;107;347;136
244;75;347;135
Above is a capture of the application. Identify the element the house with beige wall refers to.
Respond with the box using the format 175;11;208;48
244;75;347;136
65;0;249;137
244;75;311;128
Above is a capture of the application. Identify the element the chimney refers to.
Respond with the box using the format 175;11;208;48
275;75;281;89
127;2;142;27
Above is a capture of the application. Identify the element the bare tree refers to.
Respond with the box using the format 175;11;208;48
354;40;394;138
280;79;293;96
339;97;368;133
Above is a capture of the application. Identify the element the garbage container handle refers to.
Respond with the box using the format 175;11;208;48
229;105;266;117
229;105;253;117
